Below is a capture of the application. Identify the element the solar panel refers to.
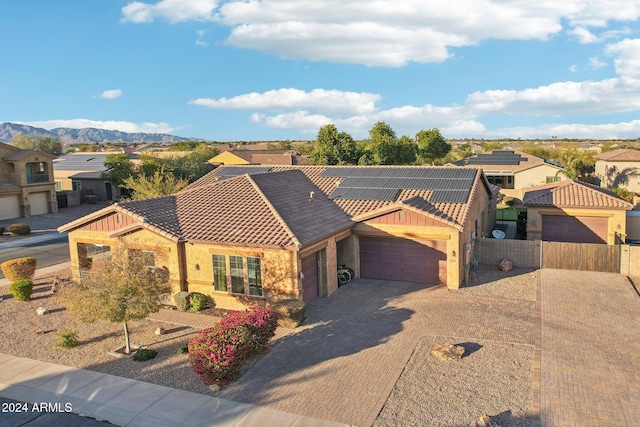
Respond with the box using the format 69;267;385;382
429;190;470;203
215;166;272;177
329;187;400;201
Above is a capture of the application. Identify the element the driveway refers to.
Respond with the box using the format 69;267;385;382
220;278;536;426
537;270;640;426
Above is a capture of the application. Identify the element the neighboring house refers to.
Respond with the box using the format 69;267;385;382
59;165;498;310
0;141;58;220
209;149;310;166
594;149;640;194
452;150;567;198
522;180;632;244
53;153;122;201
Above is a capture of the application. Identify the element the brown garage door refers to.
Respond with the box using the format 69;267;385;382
301;252;319;303
360;237;446;285
542;215;608;244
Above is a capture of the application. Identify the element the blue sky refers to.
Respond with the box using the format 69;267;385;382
2;1;640;141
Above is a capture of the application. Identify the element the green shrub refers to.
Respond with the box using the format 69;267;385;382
176;344;189;354
503;196;515;207
7;223;31;236
55;328;79;349
133;348;158;362
189;293;208;312
1;257;37;282
188;308;278;385
9;279;34;301
174;291;191;311
0;226;4;235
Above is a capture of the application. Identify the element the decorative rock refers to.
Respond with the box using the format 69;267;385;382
498;258;513;272
469;414;500;427
430;343;465;360
154;327;166;335
209;384;220;392
36;307;47;315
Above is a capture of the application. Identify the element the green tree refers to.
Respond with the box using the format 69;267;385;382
366;122;417;165
310;124;359;165
11;134;62;155
57;244;171;354
167;143;218;182
480;141;508;152
559;149;595;179
416;128;451;165
123;168;189;200
103;153;136;187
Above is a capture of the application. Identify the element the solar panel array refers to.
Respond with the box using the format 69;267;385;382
466;150;527;166
53;154;114;171
322;167;477;203
214;166;273;179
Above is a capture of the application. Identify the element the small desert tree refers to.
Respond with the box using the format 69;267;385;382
57;244;171;354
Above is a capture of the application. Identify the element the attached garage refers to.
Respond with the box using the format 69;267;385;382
0;195;20;220
29;192;49;216
542;215;608;244
301;252;319;303
359;236;447;285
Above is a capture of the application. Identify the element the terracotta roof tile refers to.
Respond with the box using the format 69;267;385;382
522;180;632;209
594;148;640;162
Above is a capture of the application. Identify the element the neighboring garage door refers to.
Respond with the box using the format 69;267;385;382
30;192;48;215
542;215;607;244
360;237;447;285
301;252;319;303
0;195;20;220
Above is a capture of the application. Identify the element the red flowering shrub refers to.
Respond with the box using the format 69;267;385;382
188;308;277;385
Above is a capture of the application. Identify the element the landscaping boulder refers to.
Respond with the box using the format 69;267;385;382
430;343;465;360
498;258;513;272
270;299;306;328
470;414;500;427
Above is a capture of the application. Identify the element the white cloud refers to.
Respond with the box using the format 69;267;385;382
190;88;381;115
123;1;640;67
485;120;640;140
17;119;178;134
121;0;219;24
195;40;208;47
568;65;579;72
98;89;123;99
605;38;640;79
588;57;607;69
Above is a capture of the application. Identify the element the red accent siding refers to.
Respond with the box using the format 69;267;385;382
366;210;444;227
301;253;318;303
360;237;447;285
80;213;135;232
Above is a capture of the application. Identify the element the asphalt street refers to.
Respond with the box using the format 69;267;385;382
0;235;69;279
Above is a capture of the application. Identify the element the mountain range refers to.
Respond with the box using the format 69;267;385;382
0;122;199;144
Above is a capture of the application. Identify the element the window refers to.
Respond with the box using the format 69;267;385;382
212;254;263;297
129;249;156;270
72;181;82;191
247;257;262;296
230;256;244;294
546;176;561;183
55;181;63;191
213;254;227;292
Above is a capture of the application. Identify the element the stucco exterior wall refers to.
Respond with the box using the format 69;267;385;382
208;151;250;165
525;207;627;245
516;164;566;189
596;160;640;193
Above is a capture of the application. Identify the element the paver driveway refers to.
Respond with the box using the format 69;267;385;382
537;270;640;426
221;279;536;426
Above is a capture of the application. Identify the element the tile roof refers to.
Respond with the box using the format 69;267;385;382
2;148;56;160
594;148;640;162
194;165;491;230
0;181;21;192
453;149;562;173
53;153;120;171
522;180;632;210
62;170;353;249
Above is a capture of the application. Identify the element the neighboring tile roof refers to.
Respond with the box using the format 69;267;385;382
0;181;21;192
69;171;106;180
53;153;120;171
193;165;492;230
522;180;632;209
594;148;640;162
62;170;353;249
2;148;56;160
453;149;563;173
213;149;310;165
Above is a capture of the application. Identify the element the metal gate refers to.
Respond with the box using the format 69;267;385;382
541;241;621;273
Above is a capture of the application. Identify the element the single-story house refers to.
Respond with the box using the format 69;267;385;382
594;148;640;194
452;150;567;199
53;153;123;201
0;141;58;220
209;149;310;166
59;165;498;310
522;180;632;244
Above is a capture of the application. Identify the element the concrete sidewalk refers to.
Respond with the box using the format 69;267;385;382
0;353;348;427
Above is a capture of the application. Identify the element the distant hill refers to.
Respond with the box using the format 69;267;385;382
0;122;199;143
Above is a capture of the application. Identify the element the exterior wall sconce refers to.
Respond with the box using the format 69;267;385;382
299;272;304;279
531;220;536;226
451;250;457;257
195;264;200;270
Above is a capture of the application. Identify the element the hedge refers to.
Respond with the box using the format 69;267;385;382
1;257;37;282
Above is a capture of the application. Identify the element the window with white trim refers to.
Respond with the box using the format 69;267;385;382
212;254;263;297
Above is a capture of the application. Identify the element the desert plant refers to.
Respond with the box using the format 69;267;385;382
173;291;191;312
133;348;158;362
7;223;31;236
188;308;278;385
55;328;79;349
9;279;34;301
189;293;208;312
1;257;37;282
176;344;189;354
